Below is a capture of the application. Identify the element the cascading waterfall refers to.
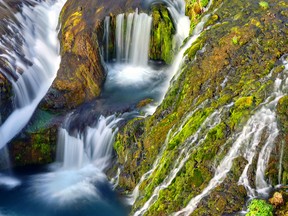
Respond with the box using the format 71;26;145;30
103;0;190;65
30;114;123;204
172;56;288;216
0;0;66;149
127;129;172;205
113;10;152;65
134;108;225;216
126;9;213;215
56;115;121;171
103;16;111;61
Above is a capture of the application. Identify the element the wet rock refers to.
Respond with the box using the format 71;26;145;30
9;109;60;166
0;73;12;123
269;192;284;208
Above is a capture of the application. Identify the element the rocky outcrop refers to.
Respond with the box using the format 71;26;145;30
9;109;60;166
41;0;142;112
112;0;288;215
272;95;288;185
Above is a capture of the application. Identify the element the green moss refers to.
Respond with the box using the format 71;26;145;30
259;1;269;10
185;36;205;59
232;35;239;45
246;199;273;216
150;6;176;64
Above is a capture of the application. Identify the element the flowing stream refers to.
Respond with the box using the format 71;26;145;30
172;56;288;216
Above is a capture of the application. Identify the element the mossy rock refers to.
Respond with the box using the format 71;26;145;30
149;5;176;64
246;199;273;216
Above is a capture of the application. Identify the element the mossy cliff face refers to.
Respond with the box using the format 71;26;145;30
113;0;288;215
149;0;207;64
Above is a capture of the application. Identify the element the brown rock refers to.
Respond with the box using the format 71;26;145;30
270;192;284;207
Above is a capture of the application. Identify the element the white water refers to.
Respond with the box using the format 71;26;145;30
127;129;172;205
30;115;122;203
159;14;210;105
56;115;121;171
0;0;66;149
103;16;110;61
173;57;288;216
164;0;190;48
134;109;222;216
114;10;152;65
278;140;285;184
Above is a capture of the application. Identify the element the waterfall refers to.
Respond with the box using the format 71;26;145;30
172;56;288;216
115;14;125;62
106;10;152;65
165;0;190;48
134;109;224;216
57;115;121;171
127;129;172;205
103;16;110;61
0;0;66;149
29;114;123;204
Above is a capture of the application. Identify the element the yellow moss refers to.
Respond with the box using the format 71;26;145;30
96;6;104;14
235;96;253;109
251;18;261;28
62;11;84;53
75;64;100;98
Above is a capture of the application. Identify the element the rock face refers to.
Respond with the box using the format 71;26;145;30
9;109;60;166
112;0;288;215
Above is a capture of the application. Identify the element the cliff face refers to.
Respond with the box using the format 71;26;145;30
113;0;288;214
